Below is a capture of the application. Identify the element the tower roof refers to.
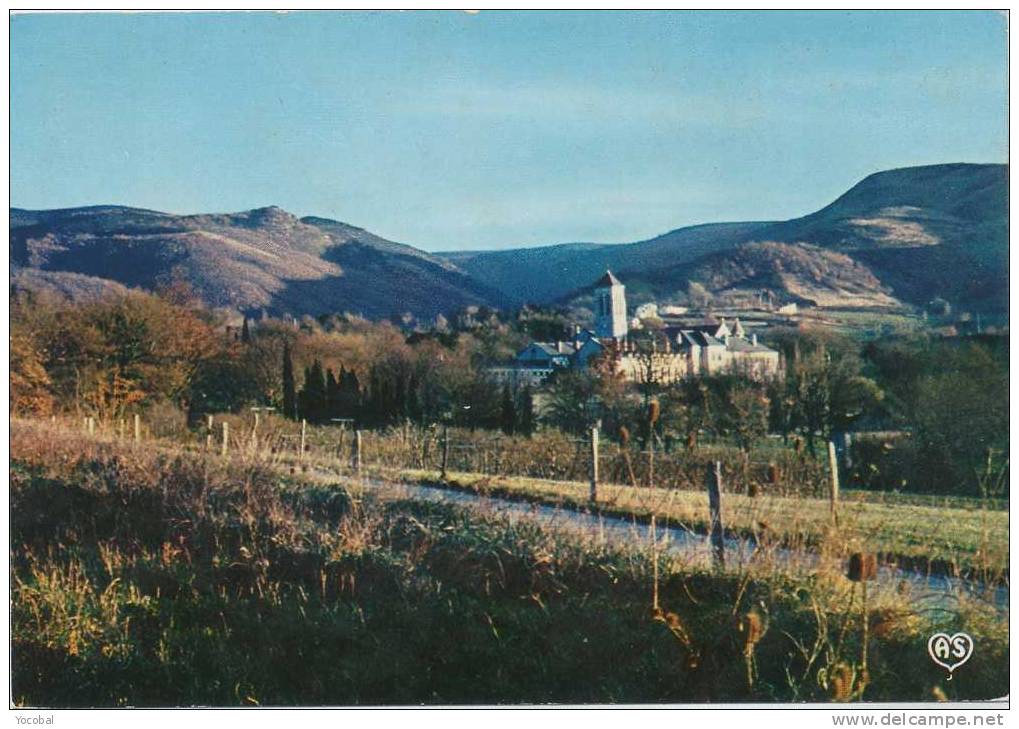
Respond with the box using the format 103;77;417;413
595;270;622;287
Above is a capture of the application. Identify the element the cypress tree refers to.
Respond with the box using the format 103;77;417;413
406;373;422;423
326;368;340;420
297;366;312;421
518;385;536;437
395;375;407;420
379;371;395;425
500;385;516;435
337;367;357;420
344;369;362;422
241;317;251;344
282;342;296;419
367;366;381;426
304;360;327;422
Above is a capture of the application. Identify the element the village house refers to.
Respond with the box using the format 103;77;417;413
489;271;781;385
614;319;781;383
485;328;604;387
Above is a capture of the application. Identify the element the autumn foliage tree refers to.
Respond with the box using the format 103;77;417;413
10;289;221;420
10;326;53;415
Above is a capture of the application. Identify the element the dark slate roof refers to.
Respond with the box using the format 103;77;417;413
594;270;622;287
678;330;724;347
536;342;565;356
662;318;722;334
663;325;686;341
523;341;576;358
491;362;562;371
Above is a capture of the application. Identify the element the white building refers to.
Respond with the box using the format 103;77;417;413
486;327;606;385
614;318;780;383
489;272;781;385
594;270;628;340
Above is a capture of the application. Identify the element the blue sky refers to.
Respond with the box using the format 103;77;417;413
10;10;1008;251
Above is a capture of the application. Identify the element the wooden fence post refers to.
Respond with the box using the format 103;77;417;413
441;425;450;480
300;419;307;461
707;460;725;568
651;513;659;611
251;411;260;452
589;426;599;503
133;414;141;443
353;430;363;475
87;417;95;436
827;440;840;525
647;400;659;488
221;421;229;457
647;438;654;488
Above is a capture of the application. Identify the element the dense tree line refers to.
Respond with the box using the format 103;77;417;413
541;326;1007;497
860;334;1008;496
8;288;1006;496
9;288;536;433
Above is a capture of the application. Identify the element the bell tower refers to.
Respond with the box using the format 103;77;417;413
594;270;627;340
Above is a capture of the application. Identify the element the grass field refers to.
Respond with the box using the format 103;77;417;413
9;419;1010;705
794;308;927;339
36;414;1009;579
379;467;1008;582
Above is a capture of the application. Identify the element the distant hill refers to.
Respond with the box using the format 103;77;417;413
10;163;1006;320
10;205;504;320
440;163;1008;313
441;221;768;306
10;268;134;303
647;241;899;309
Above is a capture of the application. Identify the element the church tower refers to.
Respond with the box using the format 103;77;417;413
594;270;627;340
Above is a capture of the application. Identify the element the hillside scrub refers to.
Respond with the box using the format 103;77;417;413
10;420;1008;705
10;204;500;320
686;242;900;309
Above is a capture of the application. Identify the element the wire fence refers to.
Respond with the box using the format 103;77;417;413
168;415;833;499
63;412;1008;510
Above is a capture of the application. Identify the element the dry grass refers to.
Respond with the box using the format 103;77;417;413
45;414;1008;581
367;468;1009;583
9;418;1009;705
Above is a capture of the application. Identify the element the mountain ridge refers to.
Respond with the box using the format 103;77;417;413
10;204;504;320
9;162;1008;319
441;163;1007;313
